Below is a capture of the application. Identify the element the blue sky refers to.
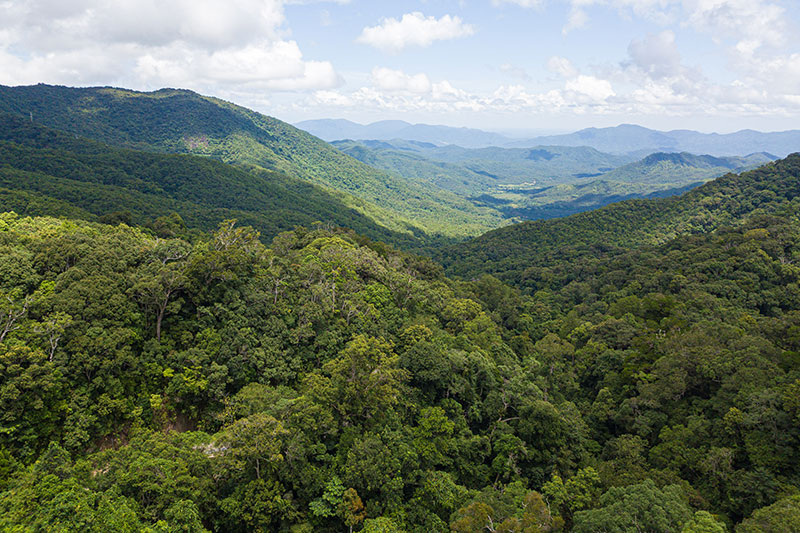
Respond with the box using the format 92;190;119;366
1;0;799;133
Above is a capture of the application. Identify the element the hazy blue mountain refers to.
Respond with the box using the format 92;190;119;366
515;124;800;157
296;118;512;147
300;118;800;156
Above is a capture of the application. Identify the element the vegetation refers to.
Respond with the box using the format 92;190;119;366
1;85;799;532
2;168;799;529
333;140;772;224
0;112;435;250
0;85;507;238
332;140;633;188
440;154;800;284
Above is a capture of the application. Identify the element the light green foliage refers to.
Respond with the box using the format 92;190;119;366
362;516;404;533
309;476;346;518
683;511;727;533
736;495;800;533
572;480;693;533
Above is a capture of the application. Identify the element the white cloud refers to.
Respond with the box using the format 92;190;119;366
563;5;590;34
371;67;431;93
356;12;474;52
565;75;616;100
500;63;532;81
0;0;340;92
684;0;786;50
560;0;786;49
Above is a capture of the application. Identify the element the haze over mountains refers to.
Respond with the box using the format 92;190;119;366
298;118;800;157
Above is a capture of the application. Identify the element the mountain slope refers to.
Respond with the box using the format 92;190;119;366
331;139;500;195
439;153;800;285
332;140;770;223
598;151;775;184
0;84;505;238
0;113;427;247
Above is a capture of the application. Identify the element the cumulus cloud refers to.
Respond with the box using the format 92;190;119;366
559;0;786;49
685;0;786;50
0;0;340;93
371;67;431;93
356;12;474;52
565;75;616;101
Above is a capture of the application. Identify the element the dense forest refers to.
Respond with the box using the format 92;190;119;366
0;112;430;249
1;155;799;530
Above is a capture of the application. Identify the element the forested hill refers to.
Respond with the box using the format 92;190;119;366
439;153;800;285
597;151;775;185
2;208;800;530
0;84;506;238
0;113;424;248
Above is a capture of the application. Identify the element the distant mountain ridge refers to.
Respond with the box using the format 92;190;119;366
331;139;633;188
521;124;800;157
296;118;511;148
297;118;800;157
597;151;776;184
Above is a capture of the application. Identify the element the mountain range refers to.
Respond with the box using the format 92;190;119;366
298;119;800;157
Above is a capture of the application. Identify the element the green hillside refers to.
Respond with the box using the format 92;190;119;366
332;140;770;224
0;113;428;248
598;151;775;185
0;84;506;238
440;154;800;286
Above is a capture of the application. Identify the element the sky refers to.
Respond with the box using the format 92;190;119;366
1;0;799;133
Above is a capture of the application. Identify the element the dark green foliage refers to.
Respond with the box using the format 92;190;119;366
1;152;799;531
